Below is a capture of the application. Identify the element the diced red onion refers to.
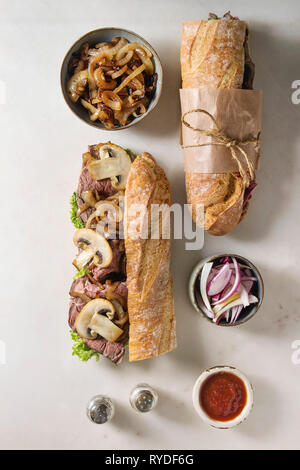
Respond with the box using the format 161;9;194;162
213;295;258;323
200;262;214;314
243;182;257;208
207;262;231;296
242;279;254;295
213;257;241;305
237;284;250;307
217;274;234;301
195;289;214;319
211;293;220;302
230;305;243;324
241;276;257;282
225;310;230;322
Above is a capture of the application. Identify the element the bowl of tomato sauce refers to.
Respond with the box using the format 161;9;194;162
192;366;254;429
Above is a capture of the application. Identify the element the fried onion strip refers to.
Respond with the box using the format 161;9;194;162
115;42;152;61
114;64;146;94
102;91;123;111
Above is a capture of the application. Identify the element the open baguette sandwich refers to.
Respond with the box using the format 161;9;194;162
69;142;177;364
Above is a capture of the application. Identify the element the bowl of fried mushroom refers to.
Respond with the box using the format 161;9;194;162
60;28;162;130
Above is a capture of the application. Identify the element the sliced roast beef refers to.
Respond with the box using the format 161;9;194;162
92;240;124;282
88;144;101;159
77;143;115;197
69;297;126;364
70;277;128;305
77;167;116;198
70;278;105;299
84;279;105;298
84;337;125;365
114;281;128;303
76;143;117;224
69;277;128;364
68;296;85;330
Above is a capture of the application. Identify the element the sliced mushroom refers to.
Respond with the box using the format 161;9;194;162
73;246;95;270
73;228;112;270
86;200;123;234
89;312;123;343
88;143;131;190
82;190;98;207
111;299;129;327
75;298;117;340
95;202;122;239
77;190;98;216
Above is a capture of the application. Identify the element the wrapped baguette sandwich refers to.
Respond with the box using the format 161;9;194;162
181;12;259;236
69;142;176;364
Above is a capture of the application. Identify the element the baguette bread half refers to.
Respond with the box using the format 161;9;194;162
181;19;247;89
125;153;177;361
181;16;256;236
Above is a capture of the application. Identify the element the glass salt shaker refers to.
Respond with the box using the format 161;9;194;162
130;383;158;413
86;395;115;424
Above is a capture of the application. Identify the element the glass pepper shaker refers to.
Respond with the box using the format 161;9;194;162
129;383;158;413
86;395;115;424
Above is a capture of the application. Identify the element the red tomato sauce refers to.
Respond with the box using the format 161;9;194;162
200;372;247;422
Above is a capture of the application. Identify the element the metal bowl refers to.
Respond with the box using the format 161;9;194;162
60;27;163;130
188;254;264;327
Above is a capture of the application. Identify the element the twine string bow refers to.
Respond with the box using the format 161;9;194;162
181;108;259;187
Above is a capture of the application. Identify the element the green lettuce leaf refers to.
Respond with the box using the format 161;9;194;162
70;330;100;362
70;192;85;229
125;148;138;158
73;266;88;280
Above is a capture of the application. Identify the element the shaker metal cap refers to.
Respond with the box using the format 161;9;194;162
86;395;115;424
129;383;158;413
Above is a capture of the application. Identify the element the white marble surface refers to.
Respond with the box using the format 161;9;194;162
0;0;300;450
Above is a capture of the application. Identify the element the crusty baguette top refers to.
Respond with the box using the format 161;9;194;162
181;19;247;89
125;153;177;362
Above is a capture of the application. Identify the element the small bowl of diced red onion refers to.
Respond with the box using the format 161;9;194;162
189;254;264;326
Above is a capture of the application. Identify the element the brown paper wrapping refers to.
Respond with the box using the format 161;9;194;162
180;88;262;174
